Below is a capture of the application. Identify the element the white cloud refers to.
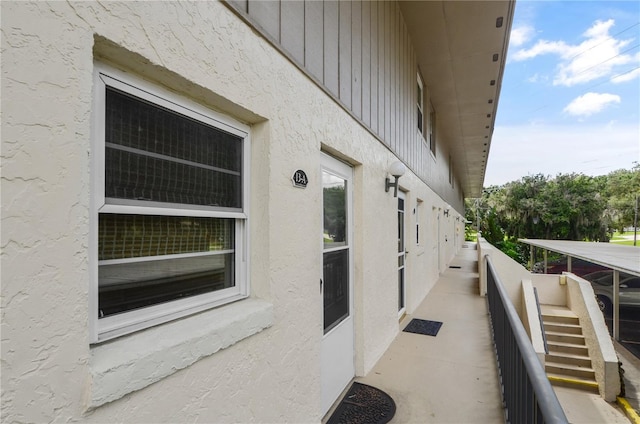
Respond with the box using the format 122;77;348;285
511;19;638;86
512;40;569;61
610;66;640;83
510;25;535;47
484;124;639;186
563;92;621;117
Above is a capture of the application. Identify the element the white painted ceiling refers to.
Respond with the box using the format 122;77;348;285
400;0;515;197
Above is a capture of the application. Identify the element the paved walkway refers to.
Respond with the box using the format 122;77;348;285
357;245;505;423
357;244;630;423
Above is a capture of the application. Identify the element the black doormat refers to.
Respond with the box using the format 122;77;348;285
327;382;396;424
403;319;443;336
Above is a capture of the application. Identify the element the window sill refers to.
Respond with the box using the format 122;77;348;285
88;298;273;409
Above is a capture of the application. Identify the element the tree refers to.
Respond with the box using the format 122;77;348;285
606;165;640;233
466;167;639;264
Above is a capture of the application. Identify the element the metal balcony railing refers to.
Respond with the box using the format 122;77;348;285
486;256;568;424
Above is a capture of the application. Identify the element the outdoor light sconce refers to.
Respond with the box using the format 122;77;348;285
443;207;450;217
385;161;406;197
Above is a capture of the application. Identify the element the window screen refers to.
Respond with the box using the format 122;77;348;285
105;87;242;209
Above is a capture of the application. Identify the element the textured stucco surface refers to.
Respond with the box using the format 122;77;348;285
521;280;547;365
566;274;620;402
479;239;530;316
1;1;461;422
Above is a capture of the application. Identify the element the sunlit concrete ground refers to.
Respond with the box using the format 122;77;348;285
357;246;504;423
355;244;630;423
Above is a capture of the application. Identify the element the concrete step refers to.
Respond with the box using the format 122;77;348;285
546;352;592;368
541;313;579;326
540;305;580;325
545;331;586;345
546;361;596;380
547;373;599;393
543;321;583;335
547;340;590;357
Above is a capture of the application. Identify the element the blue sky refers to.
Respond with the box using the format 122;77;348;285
485;0;640;187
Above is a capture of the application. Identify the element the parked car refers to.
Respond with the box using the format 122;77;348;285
581;271;640;315
532;257;607;276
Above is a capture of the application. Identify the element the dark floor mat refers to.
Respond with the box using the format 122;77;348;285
327;382;396;424
403;318;443;336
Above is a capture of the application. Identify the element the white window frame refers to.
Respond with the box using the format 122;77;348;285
417;73;425;141
90;63;250;343
428;101;436;158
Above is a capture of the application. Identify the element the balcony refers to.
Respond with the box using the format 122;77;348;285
328;242;637;423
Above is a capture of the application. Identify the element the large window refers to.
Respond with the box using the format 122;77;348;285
92;64;249;342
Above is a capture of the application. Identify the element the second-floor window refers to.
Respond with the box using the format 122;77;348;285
429;102;436;156
417;74;424;136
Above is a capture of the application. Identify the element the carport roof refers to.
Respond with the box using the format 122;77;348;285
519;239;640;277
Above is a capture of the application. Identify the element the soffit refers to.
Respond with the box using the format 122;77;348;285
400;0;515;198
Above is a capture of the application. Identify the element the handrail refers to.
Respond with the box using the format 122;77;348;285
533;287;549;354
486;256;567;424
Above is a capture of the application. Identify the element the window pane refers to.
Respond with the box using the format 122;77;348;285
323;172;347;248
99;214;233;260
99;253;234;318
98;215;235;317
105;87;242;208
99;215;235;317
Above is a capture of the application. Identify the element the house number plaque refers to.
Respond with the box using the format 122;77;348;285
292;170;308;188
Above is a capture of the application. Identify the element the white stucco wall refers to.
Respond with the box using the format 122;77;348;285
1;1;462;422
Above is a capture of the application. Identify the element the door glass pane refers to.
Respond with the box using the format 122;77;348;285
398;199;405;253
323;249;349;332
398;268;405;310
323;172;347;248
398;196;405;311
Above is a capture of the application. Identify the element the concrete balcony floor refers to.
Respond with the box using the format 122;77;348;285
356;244;630;423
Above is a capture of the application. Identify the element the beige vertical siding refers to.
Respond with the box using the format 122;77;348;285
305;1;324;81
324;1;339;96
281;1;305;63
226;0;464;205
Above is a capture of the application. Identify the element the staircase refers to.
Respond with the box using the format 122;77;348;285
541;305;599;393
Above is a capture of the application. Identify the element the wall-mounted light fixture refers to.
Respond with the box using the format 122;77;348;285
443;205;450;217
385;161;406;197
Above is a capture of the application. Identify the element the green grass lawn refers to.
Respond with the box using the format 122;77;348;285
611;231;639;246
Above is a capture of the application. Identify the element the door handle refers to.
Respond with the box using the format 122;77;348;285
320;278;323;293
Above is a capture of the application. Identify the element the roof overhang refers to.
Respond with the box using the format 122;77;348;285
399;1;515;198
519;239;640;277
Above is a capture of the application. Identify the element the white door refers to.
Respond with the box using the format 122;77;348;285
398;191;406;315
320;153;354;415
